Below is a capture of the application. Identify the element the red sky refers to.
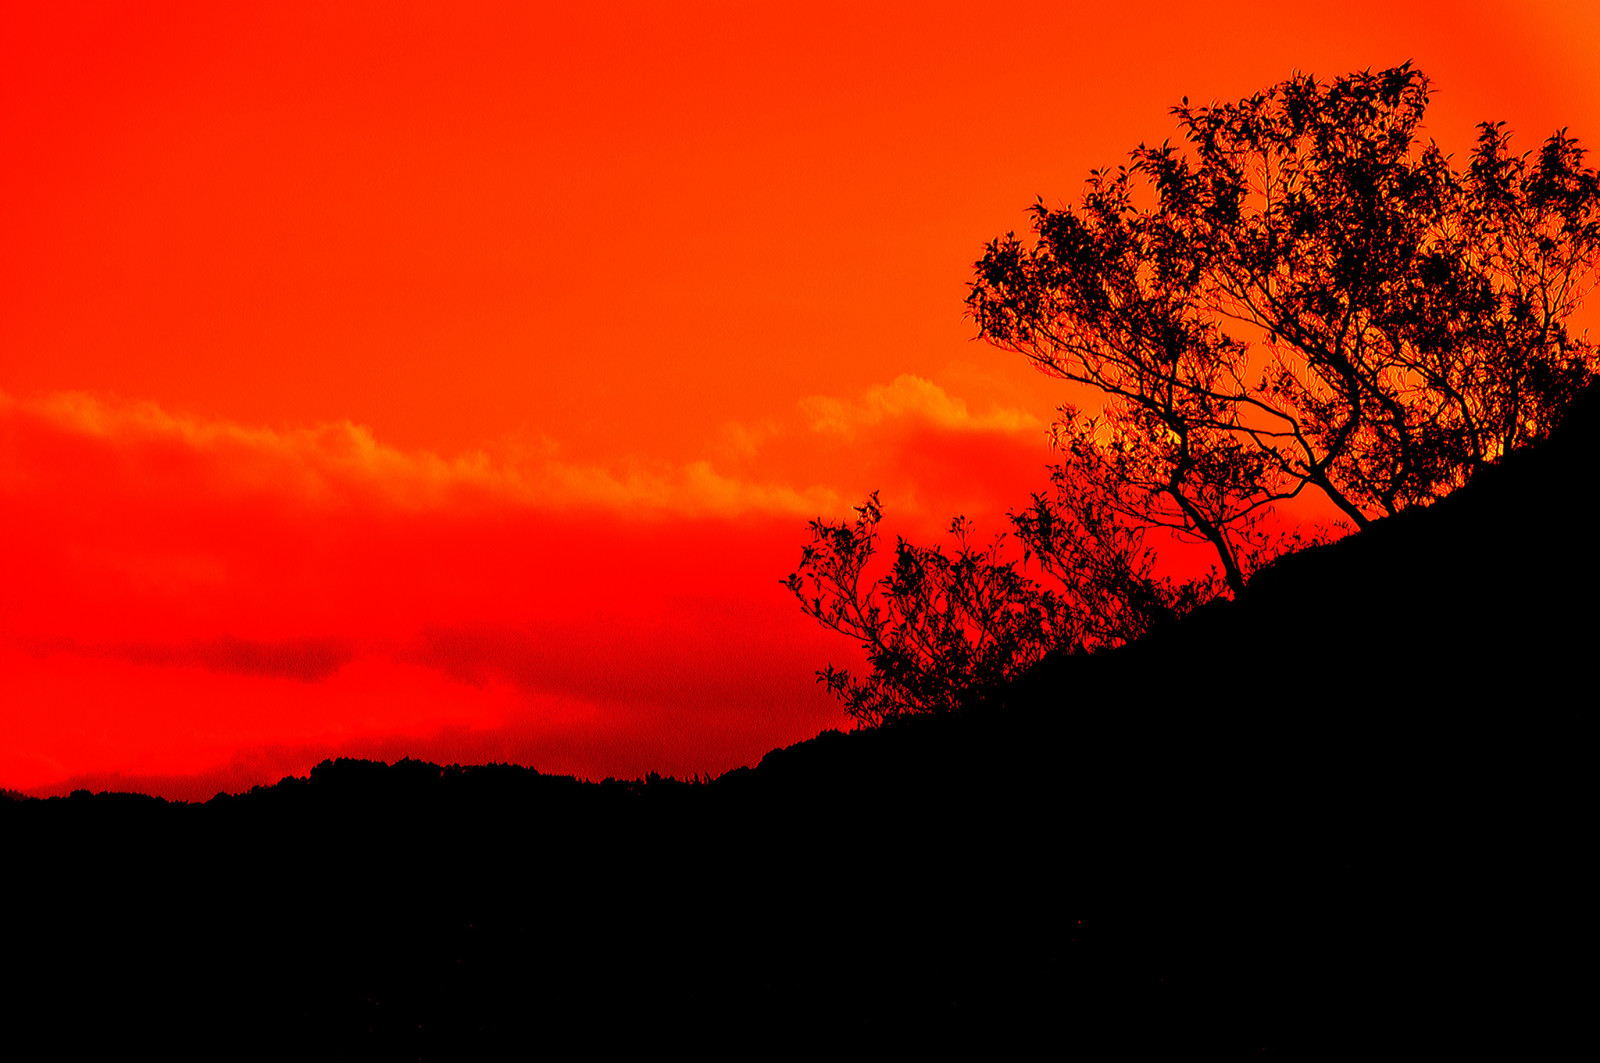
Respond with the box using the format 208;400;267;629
4;1;1598;799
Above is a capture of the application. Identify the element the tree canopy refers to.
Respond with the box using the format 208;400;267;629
969;62;1600;592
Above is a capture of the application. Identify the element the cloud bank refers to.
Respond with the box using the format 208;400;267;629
0;378;1054;795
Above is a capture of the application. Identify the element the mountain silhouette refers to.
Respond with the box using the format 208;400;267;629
5;386;1594;1058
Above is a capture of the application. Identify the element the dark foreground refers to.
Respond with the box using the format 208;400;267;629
7;391;1595;1057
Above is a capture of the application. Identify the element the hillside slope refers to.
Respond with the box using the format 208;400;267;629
5;387;1594;1057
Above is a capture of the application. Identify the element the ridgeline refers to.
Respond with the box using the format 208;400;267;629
6;388;1594;1057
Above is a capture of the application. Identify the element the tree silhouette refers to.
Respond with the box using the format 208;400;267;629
968;62;1600;593
793;64;1598;724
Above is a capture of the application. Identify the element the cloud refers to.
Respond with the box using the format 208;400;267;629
0;645;531;791
2;600;848;798
0;388;837;519
17;635;356;683
0;375;1051;536
799;374;1043;438
0;375;1059;796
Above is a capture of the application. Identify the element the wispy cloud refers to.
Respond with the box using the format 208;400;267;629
15;635;356;683
799;374;1043;438
1;388;842;518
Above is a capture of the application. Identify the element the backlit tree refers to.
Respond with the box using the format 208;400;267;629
969;62;1600;593
794;64;1599;725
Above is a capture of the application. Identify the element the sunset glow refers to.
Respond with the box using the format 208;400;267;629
5;1;1598;798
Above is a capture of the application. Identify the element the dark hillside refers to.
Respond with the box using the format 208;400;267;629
6;388;1595;1057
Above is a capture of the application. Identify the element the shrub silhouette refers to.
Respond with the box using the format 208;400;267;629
783;486;1222;725
784;492;1072;725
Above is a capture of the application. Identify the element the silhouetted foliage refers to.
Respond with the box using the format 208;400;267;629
793;64;1596;724
783;484;1228;725
1009;446;1227;649
783;492;1072;726
969;62;1600;592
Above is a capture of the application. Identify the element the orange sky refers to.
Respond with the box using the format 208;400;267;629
4;1;1598;798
